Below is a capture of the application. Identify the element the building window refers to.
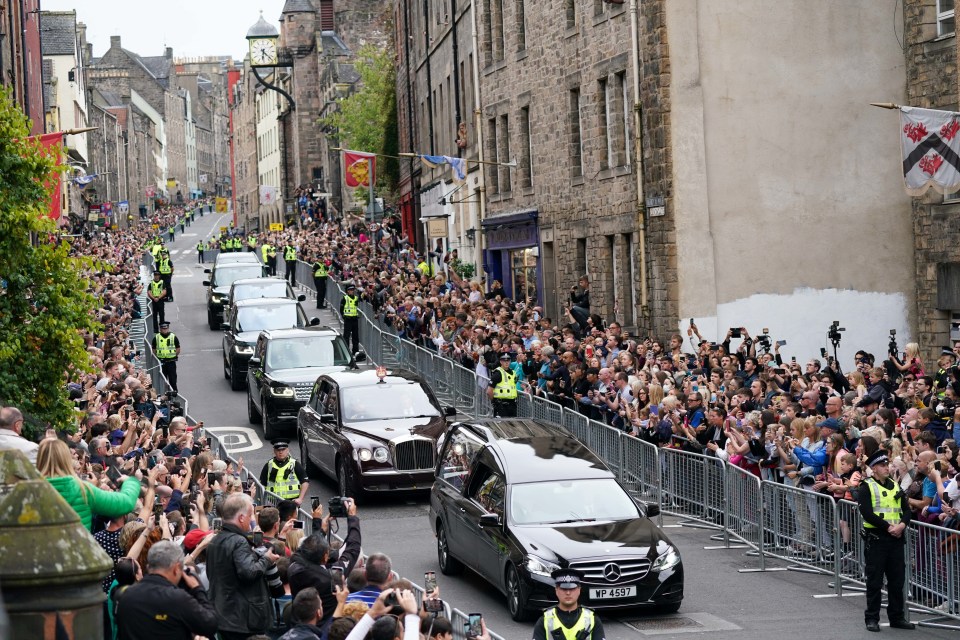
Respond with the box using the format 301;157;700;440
498;114;511;193
493;0;505;61
593;0;605;16
487;117;499;194
565;0;576;29
599;77;611;170
516;0;526;51
620;71;631;166
519;105;533;188
482;0;494;67
938;0;956;37
570;87;584;178
607;72;627;167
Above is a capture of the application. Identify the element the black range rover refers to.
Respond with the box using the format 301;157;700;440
429;419;683;621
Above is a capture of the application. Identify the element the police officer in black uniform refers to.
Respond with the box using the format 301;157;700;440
283;241;298;285
153;322;181;394
157;248;174;302
147;271;167;334
489;353;519;418
340;282;361;355
312;255;329;309
858;450;915;632
532;568;605;640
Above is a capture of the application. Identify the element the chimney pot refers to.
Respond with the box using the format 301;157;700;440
110;35;121;48
165;47;173;59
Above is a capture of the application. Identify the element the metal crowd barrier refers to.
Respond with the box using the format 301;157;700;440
278;256;958;628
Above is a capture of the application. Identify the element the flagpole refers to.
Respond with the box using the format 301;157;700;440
870;102;901;110
369;159;376;256
331;147;516;168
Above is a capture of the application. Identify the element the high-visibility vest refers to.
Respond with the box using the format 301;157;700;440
261;244;272;261
248;235;257;248
157;257;172;274
343;294;359;317
863;478;903;528
266;458;301;499
150;243;162;258
154;333;177;359
149;280;165;299
543;608;595;640
168;226;174;234
493;368;518;400
233;237;242;250
314;262;328;278
284;246;297;261
197;242;203;252
417;260;434;277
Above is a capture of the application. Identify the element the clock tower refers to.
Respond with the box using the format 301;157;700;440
245;12;281;67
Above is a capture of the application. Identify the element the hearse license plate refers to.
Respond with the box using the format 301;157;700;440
589;586;636;599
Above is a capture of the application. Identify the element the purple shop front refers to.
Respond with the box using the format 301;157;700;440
482;210;541;304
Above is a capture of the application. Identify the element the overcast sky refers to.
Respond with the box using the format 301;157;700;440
41;0;287;60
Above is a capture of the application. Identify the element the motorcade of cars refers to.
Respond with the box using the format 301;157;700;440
222;298;319;390
429;418;683;621
223;277;303;324
297;368;457;500
202;262;267;329
246;327;362;440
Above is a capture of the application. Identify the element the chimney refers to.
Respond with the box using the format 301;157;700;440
110;35;121;49
165;47;173;59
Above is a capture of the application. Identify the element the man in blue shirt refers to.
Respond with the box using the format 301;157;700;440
344;553;393;606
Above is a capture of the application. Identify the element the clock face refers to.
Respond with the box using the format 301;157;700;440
250;38;278;66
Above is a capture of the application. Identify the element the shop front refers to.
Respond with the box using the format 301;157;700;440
482;210;540;304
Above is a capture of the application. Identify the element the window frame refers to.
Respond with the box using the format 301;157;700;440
938;0;956;37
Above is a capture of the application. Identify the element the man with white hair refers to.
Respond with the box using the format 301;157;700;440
0;406;38;463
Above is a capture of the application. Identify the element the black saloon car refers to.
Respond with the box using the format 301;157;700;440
222;298;319;390
203;262;266;329
429;419;683;621
298;369;457;499
246;327;358;440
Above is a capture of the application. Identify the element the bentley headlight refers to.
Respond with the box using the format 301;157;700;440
373;447;389;463
652;546;680;571
525;555;560;578
357;448;373;462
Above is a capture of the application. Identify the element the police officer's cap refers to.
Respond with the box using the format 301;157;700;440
153;270;161;276
551;568;583;589
345;282;357;290
866;451;890;467
499;353;512;361
272;440;289;449
158;321;171;329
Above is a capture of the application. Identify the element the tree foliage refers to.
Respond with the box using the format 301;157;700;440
321;45;399;202
0;89;99;438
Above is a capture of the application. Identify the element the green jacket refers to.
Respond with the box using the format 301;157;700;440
47;475;140;531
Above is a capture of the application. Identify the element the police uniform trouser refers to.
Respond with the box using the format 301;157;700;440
493;399;518;418
268;256;277;276
315;276;327;308
286;260;297;285
159;358;178;392
197;249;204;264
864;534;906;624
343;316;360;354
161;274;173;302
151;301;165;333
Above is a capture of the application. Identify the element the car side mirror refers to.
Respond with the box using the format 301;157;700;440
444;406;457;417
204;268;211;274
220;323;229;331
478;513;501;528
644;502;660;518
309;317;321;326
248;357;261;368
202;281;211;287
320;413;335;422
354;351;367;362
298;294;307;302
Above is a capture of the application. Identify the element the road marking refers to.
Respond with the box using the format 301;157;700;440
169;249;180;255
182;233;198;237
206;426;263;453
172;272;194;279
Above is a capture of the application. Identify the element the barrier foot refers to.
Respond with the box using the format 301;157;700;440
916;616;960;631
675;518;723;532
828;581;866;594
703;544;749;550
738;567;788;573
812;593;863;598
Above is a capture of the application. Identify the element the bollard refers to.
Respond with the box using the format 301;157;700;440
0;450;113;639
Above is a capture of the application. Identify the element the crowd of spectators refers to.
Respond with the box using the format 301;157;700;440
0;206;495;639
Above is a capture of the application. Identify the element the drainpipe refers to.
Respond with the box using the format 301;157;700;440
629;0;650;328
470;0;486;283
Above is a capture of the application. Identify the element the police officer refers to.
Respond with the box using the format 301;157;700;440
247;234;257;252
312;255;329;309
153;322;181;394
283;242;298;285
168;224;175;242
232;236;242;252
196;240;205;264
489;353;518;418
258;441;309;505
340;282;361;355
532;569;605;640
858;450;915;632
267;242;278;276
156;249;174;302
147;271;167;333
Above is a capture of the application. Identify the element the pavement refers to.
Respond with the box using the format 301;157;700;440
156;212;958;639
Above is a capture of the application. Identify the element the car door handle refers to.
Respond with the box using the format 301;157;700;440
459;506;466;513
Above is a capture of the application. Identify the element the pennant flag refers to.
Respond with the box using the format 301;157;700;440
74;173;97;188
900;106;960;195
32;132;64;220
343;150;376;188
259;185;278;205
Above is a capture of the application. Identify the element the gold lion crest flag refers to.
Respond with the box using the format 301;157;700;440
900;106;960;196
343;150;375;188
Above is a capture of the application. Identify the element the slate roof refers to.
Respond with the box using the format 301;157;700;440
282;0;315;13
40;12;77;56
321;32;350;57
96;89;124;107
137;55;173;87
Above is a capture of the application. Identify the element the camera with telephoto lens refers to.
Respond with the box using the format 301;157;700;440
888;329;898;357
936;397;956;419
328;496;349;518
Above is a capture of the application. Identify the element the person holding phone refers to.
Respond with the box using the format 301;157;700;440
531;569;605;640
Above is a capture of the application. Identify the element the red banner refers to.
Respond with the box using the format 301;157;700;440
343;150;376;188
34;132;64;219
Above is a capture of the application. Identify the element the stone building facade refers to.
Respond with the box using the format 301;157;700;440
0;0;44;135
231;59;262;229
902;0;960;361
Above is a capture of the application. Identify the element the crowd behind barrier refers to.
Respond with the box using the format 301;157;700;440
260;224;960;629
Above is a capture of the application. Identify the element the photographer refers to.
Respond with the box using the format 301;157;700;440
115;540;219;640
288;498;362;630
567;276;591;331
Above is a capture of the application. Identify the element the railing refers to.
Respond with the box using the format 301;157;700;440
273;256;959;629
